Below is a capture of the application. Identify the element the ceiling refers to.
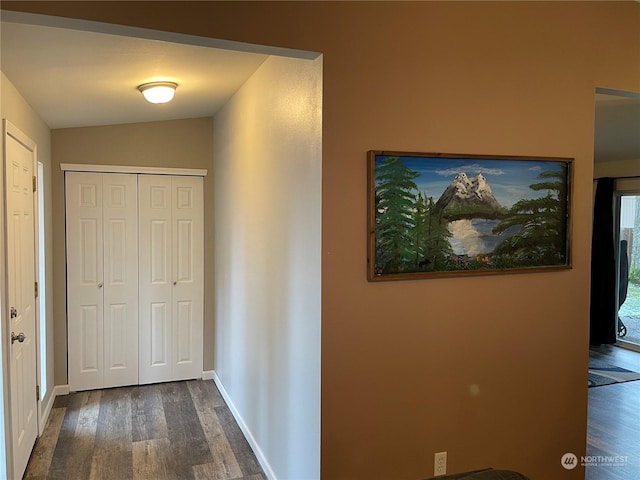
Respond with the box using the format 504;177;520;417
0;16;269;129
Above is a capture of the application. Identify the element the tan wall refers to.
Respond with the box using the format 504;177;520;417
5;2;640;479
51;117;214;383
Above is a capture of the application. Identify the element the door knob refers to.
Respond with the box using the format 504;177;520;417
173;281;177;286
11;332;25;344
97;282;103;288
10;307;18;319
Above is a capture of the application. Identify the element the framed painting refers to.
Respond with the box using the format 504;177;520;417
367;150;572;281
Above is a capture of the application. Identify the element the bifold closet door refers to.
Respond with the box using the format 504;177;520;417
138;175;204;384
66;172;139;391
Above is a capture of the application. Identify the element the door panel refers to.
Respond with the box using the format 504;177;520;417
106;303;126;368
66;173;104;391
5;122;38;479
107;219;126;284
9;213;22;311
176;300;193;363
80;305;100;373
80;219;99;284
139;175;203;383
150;220;170;284
139;176;173;383
150;302;169;366
176;219;194;282
67;172;138;390
171;176;203;380
102;174;138;388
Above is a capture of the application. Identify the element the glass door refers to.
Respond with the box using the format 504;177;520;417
617;194;640;348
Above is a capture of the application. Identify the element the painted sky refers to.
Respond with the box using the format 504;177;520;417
376;155;567;208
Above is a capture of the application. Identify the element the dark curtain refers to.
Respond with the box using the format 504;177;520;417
590;177;617;345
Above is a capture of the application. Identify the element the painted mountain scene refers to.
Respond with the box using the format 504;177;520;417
369;152;571;278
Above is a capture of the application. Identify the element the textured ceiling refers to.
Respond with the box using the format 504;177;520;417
1;18;268;129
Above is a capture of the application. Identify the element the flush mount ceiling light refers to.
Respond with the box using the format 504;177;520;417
137;81;178;104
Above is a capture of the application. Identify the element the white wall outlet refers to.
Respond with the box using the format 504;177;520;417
434;451;447;476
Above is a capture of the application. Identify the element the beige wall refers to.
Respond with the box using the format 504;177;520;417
4;1;640;479
51;117;214;383
1;71;55;411
214;54;322;478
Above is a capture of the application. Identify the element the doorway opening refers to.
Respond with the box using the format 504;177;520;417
589;87;640;480
2;9;322;480
593;87;640;351
616;193;640;349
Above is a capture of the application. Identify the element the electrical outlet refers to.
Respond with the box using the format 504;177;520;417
434;451;447;476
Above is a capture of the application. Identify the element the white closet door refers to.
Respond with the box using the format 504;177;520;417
139;175;173;383
171;175;204;381
139;175;203;384
66;172;104;391
102;174;139;387
66;172;138;391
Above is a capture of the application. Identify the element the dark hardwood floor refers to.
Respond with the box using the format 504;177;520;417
587;345;640;480
24;380;267;480
27;349;637;480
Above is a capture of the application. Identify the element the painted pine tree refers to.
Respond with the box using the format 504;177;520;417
375;156;419;273
492;165;568;266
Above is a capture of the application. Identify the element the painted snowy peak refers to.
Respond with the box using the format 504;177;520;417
435;172;503;213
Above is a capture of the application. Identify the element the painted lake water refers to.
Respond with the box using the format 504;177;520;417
448;218;522;257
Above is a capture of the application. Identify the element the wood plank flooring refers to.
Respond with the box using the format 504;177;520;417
24;380;266;480
25;351;639;479
587;345;640;480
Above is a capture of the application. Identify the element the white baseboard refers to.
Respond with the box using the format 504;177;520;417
202;370;215;380
54;384;70;396
212;371;277;480
38;384;70;435
38;390;55;436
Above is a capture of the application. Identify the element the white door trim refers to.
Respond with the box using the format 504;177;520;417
1;119;11;480
60;163;207;177
35;161;47;436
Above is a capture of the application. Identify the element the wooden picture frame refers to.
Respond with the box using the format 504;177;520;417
367;151;572;281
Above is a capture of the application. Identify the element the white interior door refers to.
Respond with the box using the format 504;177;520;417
102;174;139;387
138;175;172;383
4;121;38;479
66;172;138;391
139;175;203;384
66;172;104;391
171;175;204;381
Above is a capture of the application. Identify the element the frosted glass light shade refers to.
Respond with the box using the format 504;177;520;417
138;82;177;104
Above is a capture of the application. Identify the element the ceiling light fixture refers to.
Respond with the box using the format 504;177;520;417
137;81;178;104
